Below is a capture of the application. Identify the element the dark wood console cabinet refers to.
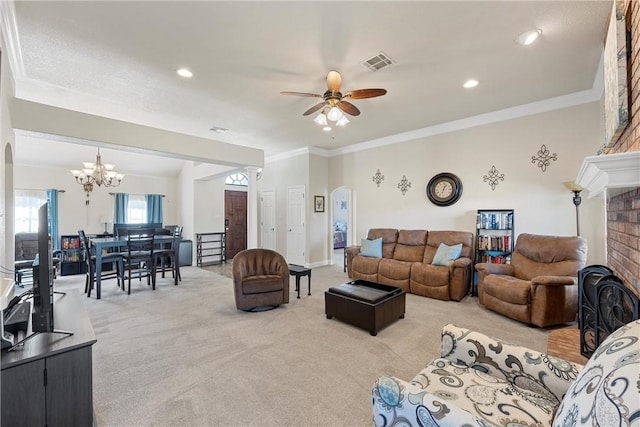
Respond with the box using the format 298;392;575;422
1;290;96;426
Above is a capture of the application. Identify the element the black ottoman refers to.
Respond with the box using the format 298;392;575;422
325;280;405;336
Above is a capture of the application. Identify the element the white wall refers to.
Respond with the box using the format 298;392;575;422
328;102;606;266
309;153;329;265
14;164;178;236
193;176;225;233
0;29;17;279
260;152;310;257
332;189;349;225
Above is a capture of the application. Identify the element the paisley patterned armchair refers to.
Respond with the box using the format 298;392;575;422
372;320;640;426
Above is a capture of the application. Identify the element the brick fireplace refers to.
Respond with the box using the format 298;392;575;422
580;0;640;296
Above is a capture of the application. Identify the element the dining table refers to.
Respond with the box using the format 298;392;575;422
89;235;179;298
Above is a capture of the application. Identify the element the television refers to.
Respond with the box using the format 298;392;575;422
31;202;54;333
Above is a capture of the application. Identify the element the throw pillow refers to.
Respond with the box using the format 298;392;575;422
361;238;383;258
432;243;463;266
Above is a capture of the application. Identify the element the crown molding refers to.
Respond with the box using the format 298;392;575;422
265;146;329;164
0;0;25;78
328;87;601;157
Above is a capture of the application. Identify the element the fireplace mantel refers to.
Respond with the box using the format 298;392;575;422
576;151;640;198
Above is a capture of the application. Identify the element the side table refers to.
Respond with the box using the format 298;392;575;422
288;264;311;299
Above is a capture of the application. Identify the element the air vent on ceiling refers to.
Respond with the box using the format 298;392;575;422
361;52;394;72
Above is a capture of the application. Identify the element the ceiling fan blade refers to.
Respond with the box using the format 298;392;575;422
344;88;387;99
280;91;322;98
337;101;360;116
326;70;342;92
303;102;326;116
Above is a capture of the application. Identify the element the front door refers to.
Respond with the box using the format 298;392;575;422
225;190;247;260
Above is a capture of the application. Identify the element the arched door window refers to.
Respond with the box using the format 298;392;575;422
225;173;248;186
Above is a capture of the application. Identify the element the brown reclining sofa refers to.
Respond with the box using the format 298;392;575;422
345;228;474;301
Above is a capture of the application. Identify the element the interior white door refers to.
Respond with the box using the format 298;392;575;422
286;185;305;265
260;190;276;250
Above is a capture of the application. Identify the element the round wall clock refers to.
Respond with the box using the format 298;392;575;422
426;172;463;206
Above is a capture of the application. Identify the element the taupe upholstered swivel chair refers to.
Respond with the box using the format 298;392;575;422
233;249;289;311
475;233;587;327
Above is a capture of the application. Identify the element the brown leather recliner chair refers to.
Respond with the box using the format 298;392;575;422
233;249;289;311
475;233;587;327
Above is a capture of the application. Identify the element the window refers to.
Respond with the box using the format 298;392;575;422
225;173;248;186
126;194;147;224
15;189;47;232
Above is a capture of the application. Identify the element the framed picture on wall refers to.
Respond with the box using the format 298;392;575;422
314;196;325;212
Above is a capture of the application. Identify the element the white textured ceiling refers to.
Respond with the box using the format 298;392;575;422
7;1;613;177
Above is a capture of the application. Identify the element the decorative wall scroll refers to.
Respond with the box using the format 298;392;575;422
483;165;504;190
397;175;411;195
372;169;385;187
531;144;557;172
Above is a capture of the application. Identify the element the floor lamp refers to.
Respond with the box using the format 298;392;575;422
564;182;584;236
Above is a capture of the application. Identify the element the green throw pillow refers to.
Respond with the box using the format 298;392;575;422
360;237;383;258
432;243;463;266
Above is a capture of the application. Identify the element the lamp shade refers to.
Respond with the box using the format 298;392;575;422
314;112;328;126
563;181;584;192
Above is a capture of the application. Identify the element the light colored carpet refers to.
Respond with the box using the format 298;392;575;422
52;264;552;427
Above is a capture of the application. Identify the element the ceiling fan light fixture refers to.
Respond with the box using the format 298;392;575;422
314;112;328;126
516;29;542;46
336;116;350;127
327;107;343;122
322;126;332;132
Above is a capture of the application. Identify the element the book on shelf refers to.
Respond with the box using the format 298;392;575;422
62;237;80;249
477;212;513;230
479;253;511;264
477;235;511;252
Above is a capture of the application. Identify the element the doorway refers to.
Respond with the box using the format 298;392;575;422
330;187;354;266
225;190;247;259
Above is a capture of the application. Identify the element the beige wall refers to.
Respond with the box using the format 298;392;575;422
308;153;329;265
14;164;178;237
329;102;606;266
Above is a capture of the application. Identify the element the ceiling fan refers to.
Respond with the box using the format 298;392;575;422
281;70;387;124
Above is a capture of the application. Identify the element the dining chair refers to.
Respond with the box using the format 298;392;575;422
78;229;125;298
123;228;156;294
155;225;182;286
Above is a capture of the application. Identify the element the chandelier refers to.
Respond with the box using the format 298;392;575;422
70;148;124;200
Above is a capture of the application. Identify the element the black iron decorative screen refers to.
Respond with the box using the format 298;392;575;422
578;265;640;358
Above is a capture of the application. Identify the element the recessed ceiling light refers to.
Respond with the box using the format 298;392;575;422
463;79;479;89
516;29;542;46
176;68;193;78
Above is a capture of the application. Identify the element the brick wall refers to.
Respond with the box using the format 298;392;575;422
605;0;640;294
